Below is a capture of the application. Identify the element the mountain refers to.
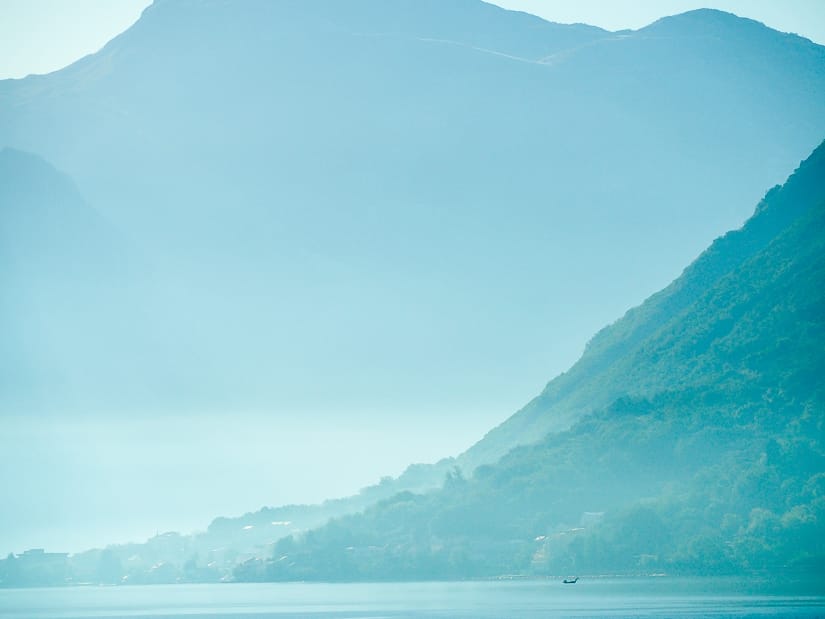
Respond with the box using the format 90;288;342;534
0;148;204;411
1;1;824;421
461;131;825;468
239;140;825;580
0;149;138;406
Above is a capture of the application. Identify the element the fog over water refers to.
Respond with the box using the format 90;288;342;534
2;410;489;553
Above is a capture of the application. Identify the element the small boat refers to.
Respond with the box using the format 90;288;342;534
563;576;579;584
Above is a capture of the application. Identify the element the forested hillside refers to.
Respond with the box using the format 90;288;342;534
247;142;825;581
462;138;825;467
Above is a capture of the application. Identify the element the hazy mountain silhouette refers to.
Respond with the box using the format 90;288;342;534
0;149;131;406
1;1;824;423
0;148;200;410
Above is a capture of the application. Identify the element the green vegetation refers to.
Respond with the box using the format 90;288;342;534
2;141;821;587
462;139;825;468
242;141;825;581
0;462;456;586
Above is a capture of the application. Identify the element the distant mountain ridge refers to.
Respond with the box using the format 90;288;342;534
2;0;824;421
0;148;200;411
643;7;796;39
0;149;129;404
121;0;610;62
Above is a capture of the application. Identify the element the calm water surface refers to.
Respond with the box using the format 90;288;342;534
1;578;824;618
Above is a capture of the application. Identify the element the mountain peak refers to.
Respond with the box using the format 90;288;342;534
641;7;788;40
120;0;609;63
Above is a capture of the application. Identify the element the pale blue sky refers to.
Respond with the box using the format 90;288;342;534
0;0;823;79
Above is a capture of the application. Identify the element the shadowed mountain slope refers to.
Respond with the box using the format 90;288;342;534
0;149;194;409
0;149;131;405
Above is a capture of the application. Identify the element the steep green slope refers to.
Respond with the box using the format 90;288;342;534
251;141;825;580
462;141;825;468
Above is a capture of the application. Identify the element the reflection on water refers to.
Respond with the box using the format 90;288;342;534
1;578;824;619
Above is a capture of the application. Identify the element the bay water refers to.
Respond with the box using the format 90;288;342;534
1;577;823;618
